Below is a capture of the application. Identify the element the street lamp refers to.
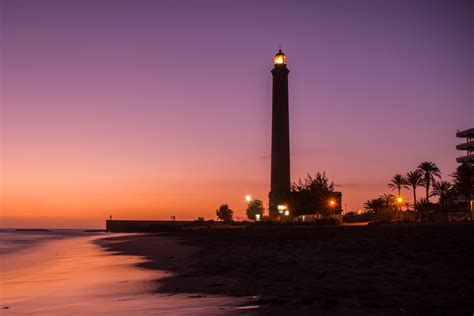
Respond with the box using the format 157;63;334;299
245;195;252;203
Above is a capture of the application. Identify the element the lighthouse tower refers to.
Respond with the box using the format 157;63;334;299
269;49;291;215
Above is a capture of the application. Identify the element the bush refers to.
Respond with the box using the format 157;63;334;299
246;199;265;221
216;204;234;223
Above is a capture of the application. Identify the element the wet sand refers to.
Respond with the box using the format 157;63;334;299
98;223;474;315
1;233;249;315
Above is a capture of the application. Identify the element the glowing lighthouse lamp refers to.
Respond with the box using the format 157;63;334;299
274;49;286;65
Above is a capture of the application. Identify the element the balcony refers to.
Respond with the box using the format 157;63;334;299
456;154;474;164
456;140;474;150
456;127;474;138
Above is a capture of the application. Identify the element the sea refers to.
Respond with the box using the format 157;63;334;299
0;229;248;315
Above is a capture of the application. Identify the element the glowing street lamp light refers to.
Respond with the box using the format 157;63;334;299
328;199;336;215
255;214;261;221
245;195;252;203
277;204;287;214
396;196;403;212
284;210;289;216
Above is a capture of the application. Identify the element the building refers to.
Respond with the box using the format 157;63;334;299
267;50;343;220
456;127;474;165
455;127;474;217
269;49;291;215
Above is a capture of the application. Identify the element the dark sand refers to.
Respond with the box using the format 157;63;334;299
97;224;474;315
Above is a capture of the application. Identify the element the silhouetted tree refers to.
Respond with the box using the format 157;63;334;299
216;204;234;222
404;202;410;211
365;195;398;221
343;211;374;223
406;170;425;211
246;199;264;221
291;172;335;192
432;180;453;208
364;198;385;214
380;193;396;209
451;163;473;211
387;174;408;197
364;193;401;222
416;197;435;220
290;172;339;216
417;161;441;203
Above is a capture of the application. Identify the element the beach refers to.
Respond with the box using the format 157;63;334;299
0;230;250;315
97;223;474;315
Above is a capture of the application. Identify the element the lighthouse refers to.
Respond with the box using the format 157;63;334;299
269;49;291;215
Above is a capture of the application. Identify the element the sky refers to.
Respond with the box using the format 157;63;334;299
1;0;473;228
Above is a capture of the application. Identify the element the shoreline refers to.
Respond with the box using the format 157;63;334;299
2;232;249;315
95;233;241;299
97;223;474;315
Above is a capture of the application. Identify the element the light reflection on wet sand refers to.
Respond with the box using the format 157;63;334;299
1;234;248;315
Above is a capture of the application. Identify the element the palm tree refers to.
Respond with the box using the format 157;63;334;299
364;198;385;214
417;197;432;218
431;180;452;208
388;174;408;197
417;161;441;203
406;170;425;211
451;163;473;211
404;202;411;211
380;193;395;207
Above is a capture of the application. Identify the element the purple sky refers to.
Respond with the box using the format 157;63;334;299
1;0;473;227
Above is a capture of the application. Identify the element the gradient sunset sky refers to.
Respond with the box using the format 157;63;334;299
1;0;472;228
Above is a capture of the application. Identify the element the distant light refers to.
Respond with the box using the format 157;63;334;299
245;195;252;202
275;56;284;64
277;205;287;211
397;197;403;203
329;199;336;206
255;214;261;221
284;210;289;216
302;215;305;221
